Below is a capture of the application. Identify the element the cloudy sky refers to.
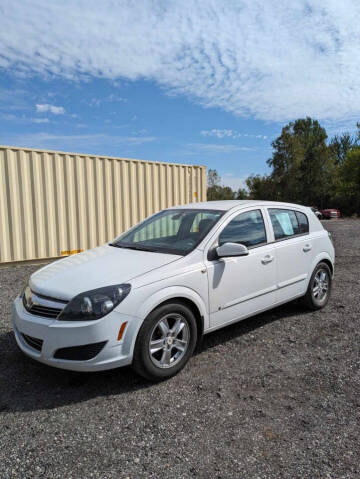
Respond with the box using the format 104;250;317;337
1;0;359;190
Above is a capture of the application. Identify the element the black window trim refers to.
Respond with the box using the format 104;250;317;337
267;208;310;244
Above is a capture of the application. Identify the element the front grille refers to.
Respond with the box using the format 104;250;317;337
22;334;43;352
54;341;107;361
23;295;63;319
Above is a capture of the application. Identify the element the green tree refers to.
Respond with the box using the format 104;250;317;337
335;147;360;215
207;169;221;188
235;187;249;200
267;117;332;207
242;118;360;215
207;169;235;200
207;169;221;200
219;186;236;200
329;133;358;165
245;174;276;200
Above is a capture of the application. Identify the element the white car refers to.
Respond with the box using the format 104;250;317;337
12;200;335;380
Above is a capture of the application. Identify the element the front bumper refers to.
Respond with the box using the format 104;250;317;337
12;296;142;371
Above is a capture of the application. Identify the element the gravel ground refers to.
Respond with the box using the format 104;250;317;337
0;219;359;479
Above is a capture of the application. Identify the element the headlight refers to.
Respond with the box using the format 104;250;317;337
58;284;131;321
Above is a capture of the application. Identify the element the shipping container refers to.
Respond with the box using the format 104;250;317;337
0;145;206;264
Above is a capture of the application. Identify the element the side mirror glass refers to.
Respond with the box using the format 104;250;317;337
216;242;249;258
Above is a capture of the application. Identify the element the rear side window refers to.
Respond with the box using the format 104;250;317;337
269;209;309;240
219;209;267;248
295;211;309;234
269;209;299;240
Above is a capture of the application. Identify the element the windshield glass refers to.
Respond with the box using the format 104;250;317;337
111;209;224;255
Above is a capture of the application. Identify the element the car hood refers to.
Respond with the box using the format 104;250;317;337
30;244;181;300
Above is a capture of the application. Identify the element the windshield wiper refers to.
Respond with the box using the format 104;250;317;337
109;243;156;252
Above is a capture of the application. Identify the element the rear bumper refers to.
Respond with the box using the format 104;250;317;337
12;296;142;371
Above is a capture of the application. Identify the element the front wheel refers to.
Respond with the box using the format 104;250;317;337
302;262;332;310
132;302;197;381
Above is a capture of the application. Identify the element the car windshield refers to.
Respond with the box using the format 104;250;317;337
110;209;224;255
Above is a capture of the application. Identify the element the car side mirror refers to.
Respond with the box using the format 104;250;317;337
216;242;249;258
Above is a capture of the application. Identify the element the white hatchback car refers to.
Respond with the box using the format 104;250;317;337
12;200;334;380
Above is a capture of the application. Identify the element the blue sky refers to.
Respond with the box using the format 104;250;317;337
1;1;359;190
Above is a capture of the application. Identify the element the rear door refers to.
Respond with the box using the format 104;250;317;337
266;208;313;302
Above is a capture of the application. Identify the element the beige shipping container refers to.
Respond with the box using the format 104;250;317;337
0;145;207;264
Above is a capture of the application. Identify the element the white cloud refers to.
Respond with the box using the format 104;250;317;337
89;98;101;107
188;143;254;153
90;94;127;107
0;112;51;124
36;104;65;115
31;118;49;123
2;1;360;122
201;129;268;140
202;129;237;139
2;132;156;151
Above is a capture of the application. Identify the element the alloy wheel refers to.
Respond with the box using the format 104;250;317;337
148;313;190;369
312;269;329;301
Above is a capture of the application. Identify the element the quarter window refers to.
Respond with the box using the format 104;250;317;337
296;211;309;234
219;210;267;248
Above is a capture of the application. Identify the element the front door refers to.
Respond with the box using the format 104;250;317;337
206;209;277;330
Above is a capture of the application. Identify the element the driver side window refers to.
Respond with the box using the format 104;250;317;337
219;209;267;248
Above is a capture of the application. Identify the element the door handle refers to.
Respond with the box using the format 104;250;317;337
303;244;312;252
261;254;274;265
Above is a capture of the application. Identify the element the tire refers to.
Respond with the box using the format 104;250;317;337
302;262;332;310
132;301;197;381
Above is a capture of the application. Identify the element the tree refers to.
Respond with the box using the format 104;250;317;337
219;186;236;200
207;169;221;188
241;118;360;215
329;133;358;165
207;169;236;200
245;174;276;200
267;117;332;207
235;187;249;200
335;147;360;215
207;169;221;200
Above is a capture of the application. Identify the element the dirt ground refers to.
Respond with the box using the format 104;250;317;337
0;219;359;478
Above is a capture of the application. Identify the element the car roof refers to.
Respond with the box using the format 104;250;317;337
170;200;309;212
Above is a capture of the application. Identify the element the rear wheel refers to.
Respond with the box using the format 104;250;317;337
132;302;197;381
303;262;332;310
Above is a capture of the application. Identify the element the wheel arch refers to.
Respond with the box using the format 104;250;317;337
320;258;334;276
308;252;334;286
154;297;204;347
135;287;208;347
